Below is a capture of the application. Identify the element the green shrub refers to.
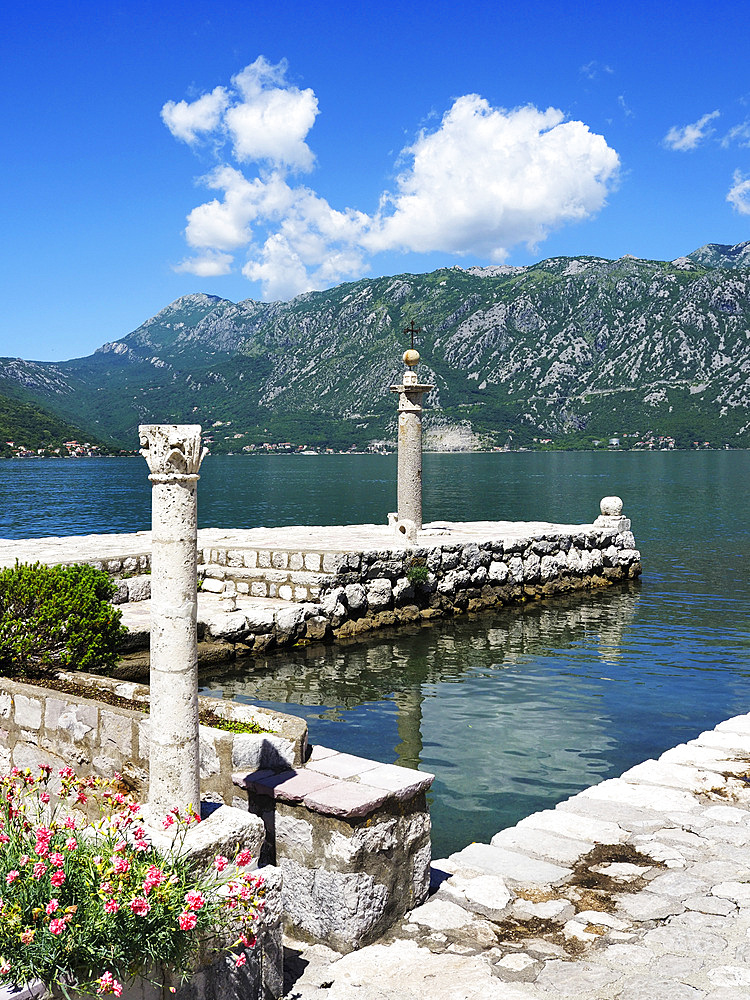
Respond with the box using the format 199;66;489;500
406;559;429;585
0;562;126;675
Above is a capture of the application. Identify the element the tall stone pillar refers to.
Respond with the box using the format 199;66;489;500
390;347;434;531
139;424;207;819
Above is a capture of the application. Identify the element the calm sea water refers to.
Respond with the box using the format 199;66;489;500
2;452;749;857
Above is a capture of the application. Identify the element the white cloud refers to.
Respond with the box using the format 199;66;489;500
226;58;318;170
164;61;620;299
721;120;750;148
161;86;228;144
364;97;619;261
664;110;720;151
173;251;234;277
727;170;750;214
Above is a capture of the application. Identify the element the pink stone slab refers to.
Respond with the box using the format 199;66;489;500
305;752;382;780
240;768;336;802
359;763;435;800
263;769;337;803
307;744;338;762
304;780;391;818
233;769;275;789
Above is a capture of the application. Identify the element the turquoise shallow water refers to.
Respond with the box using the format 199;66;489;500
2;451;749;856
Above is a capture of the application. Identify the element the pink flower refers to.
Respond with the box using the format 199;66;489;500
65;838;78;851
46;899;59;915
49;852;65;868
76;791;87;804
0;833;9;844
235;953;247;968
50;870;65;888
40;792;50;804
58;766;74;779
104;899;119;914
143;866;165;893
19;854;29;866
20;929;35;944
5;870;19;885
96;971;123;996
236;849;253;867
213;854;229;872
134;838;149;853
112;855;130;876
49;918;66;935
64;816;76;830
0;958;11;975
32;861;47;880
113;840;127;854
178;911;197;931
129;896;151;916
184;889;206;912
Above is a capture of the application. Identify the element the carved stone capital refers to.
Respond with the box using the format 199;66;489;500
139;424;207;480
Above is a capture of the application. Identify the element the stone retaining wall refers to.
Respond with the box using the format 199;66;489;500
0;672;307;806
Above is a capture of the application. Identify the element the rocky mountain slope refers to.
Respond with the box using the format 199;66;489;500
1;242;749;450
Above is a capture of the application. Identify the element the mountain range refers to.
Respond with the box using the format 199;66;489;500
2;241;749;453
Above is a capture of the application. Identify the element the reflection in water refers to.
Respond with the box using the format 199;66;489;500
200;585;644;857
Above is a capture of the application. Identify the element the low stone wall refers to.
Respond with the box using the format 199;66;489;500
0;673;307;806
236;746;434;953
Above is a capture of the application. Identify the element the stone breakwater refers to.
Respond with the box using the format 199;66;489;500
284;712;750;1000
0;508;641;662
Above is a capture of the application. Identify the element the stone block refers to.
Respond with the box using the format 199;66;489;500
322;553;346;573
200;578;224;594
490;826;593;866
447;842;571;887
244;606;275;632
306;752;382;780
127;575;151;602
366;578;392;610
14;695;42;730
250;582;268;597
304;552;322;571
361;763;434;800
278;585;293;601
232;734;297;772
226;549;245;567
304;781;391;819
488;560;509;583
100;710;133;755
243;768;336;803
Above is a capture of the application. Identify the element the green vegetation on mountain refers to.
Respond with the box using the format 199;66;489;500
1;241;749;451
0;388;108;457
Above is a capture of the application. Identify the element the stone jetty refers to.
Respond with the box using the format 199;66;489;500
284;711;750;999
0;503;641;666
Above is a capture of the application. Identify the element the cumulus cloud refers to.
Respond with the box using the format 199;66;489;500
727;170;750;214
164;59;620;298
664;110;720;151
161;86;229;144
364;97;619;260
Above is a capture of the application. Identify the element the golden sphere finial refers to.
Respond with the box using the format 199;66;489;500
403;348;420;367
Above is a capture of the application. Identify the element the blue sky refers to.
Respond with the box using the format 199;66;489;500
2;0;749;361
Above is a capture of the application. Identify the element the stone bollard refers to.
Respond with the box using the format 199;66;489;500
139;424;207;819
593;495;631;532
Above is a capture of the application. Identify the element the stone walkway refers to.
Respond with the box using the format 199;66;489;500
284;713;750;999
0;520;596;569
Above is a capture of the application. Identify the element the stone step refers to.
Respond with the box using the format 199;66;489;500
199;546;356;575
198;563;331;602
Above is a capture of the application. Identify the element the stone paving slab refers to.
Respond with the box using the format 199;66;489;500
283;711;750;1000
0;518;604;568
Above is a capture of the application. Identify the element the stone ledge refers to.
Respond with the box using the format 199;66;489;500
235;748;435;819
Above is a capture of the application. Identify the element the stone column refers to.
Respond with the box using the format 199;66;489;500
390;349;434;531
139;424;207;820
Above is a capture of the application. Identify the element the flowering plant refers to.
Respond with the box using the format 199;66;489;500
0;765;263;997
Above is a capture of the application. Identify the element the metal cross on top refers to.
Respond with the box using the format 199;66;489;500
403;320;421;350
